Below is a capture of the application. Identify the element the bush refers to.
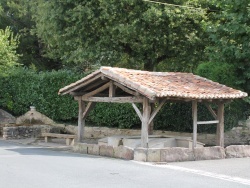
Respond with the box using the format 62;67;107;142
0;67;83;120
88;103;141;129
0;67;247;133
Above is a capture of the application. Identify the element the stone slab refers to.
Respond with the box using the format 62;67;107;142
114;146;134;160
160;147;194;162
73;143;88;154
147;149;161;162
194;146;225;161
88;144;100;155
99;145;114;157
225;145;250;158
134;148;147;162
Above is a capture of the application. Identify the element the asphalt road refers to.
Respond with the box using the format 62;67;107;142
0;141;250;188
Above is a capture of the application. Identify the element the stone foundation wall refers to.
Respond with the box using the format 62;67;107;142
73;143;134;160
65;124;250;146
2;124;63;139
2;117;250;146
73;143;250;162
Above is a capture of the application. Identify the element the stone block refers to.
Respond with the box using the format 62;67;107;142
73;143;88;154
108;136;123;147
88;144;100;155
206;134;216;140
147;149;161;162
99;145;114;157
113;146;134;160
160;147;194;162
121;147;134;160
194;146;225;161
114;146;123;158
134;148;147;162
225;145;250;158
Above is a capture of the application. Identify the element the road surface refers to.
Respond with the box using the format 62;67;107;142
0;141;249;188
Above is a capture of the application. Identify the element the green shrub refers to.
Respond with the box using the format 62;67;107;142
0;67;247;133
88;103;141;129
0;67;83;120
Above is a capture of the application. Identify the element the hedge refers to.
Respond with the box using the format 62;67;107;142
0;68;83;120
88;101;246;133
0;67;247;133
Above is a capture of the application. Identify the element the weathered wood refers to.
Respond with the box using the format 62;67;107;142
82;102;96;119
84;80;107;91
42;133;76;146
82;96;143;103
62;74;101;95
192;101;198;149
205;103;217;119
101;75;109;80
197;120;219;125
216;103;224;147
141;97;150;148
82;82;110;98
42;133;76;139
148;103;154;135
114;82;139;96
78;99;85;142
148;99;167;125
70;91;87;96
132;103;142;121
109;81;116;97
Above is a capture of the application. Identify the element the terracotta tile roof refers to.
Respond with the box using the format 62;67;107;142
59;67;248;100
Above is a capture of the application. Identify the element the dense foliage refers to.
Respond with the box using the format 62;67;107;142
0;68;83;120
0;26;19;74
31;0;207;71
0;0;249;132
205;0;250;94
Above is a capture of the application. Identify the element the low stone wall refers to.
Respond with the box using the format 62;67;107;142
2;124;64;139
64;124;250;146
73;143;134;160
73;144;250;162
2;122;250;146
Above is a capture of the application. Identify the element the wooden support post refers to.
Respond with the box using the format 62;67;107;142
216;103;224;147
148;104;154;135
109;81;115;97
192;101;198;150
141;97;150;148
77;98;85;142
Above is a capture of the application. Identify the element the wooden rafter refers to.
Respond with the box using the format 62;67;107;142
84;80;106;91
114;82;139;96
82;82;110;98
62;74;101;95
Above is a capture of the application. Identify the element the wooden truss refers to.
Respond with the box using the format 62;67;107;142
74;75;227;148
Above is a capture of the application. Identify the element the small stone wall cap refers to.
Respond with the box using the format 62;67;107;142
30;106;36;111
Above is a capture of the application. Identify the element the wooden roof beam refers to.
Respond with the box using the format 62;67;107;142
82;96;144;103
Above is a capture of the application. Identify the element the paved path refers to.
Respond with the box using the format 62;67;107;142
0;140;250;188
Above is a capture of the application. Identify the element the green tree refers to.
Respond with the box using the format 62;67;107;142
0;26;20;74
206;0;250;93
32;0;208;71
0;0;60;70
